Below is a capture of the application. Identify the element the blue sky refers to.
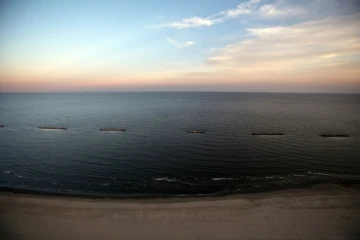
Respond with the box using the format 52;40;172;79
0;0;359;92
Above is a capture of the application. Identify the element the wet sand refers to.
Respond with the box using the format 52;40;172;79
1;184;359;240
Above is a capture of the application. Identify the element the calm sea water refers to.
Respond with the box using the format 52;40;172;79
0;92;360;197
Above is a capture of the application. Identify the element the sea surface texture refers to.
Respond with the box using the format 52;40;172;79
0;93;359;197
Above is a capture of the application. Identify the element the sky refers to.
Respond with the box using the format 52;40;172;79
0;0;359;92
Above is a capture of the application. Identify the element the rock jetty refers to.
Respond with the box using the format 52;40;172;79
100;128;126;132
320;134;349;137
252;133;284;136
187;130;205;133
38;126;67;130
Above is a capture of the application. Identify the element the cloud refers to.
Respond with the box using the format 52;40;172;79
205;13;360;73
161;0;260;29
166;38;196;48
165;17;216;29
259;4;306;17
154;0;360;30
220;0;261;18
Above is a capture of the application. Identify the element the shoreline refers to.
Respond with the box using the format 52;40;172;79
1;180;360;200
1;183;359;240
1;183;360;202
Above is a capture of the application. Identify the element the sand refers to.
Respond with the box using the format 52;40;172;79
0;184;359;240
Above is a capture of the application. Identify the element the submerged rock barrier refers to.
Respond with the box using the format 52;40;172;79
252;133;284;136
320;134;349;137
187;130;205;134
38;126;67;130
100;128;126;132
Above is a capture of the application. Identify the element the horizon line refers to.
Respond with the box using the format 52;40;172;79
0;91;359;94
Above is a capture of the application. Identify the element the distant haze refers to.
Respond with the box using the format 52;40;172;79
1;0;360;93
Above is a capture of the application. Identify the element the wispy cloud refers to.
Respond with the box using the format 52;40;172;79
166;38;196;48
165;17;216;29
220;0;260;18
206;13;360;72
161;0;260;29
259;4;306;17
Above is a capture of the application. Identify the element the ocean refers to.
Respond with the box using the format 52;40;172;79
0;92;359;197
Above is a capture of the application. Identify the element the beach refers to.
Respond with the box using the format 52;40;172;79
1;184;359;240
